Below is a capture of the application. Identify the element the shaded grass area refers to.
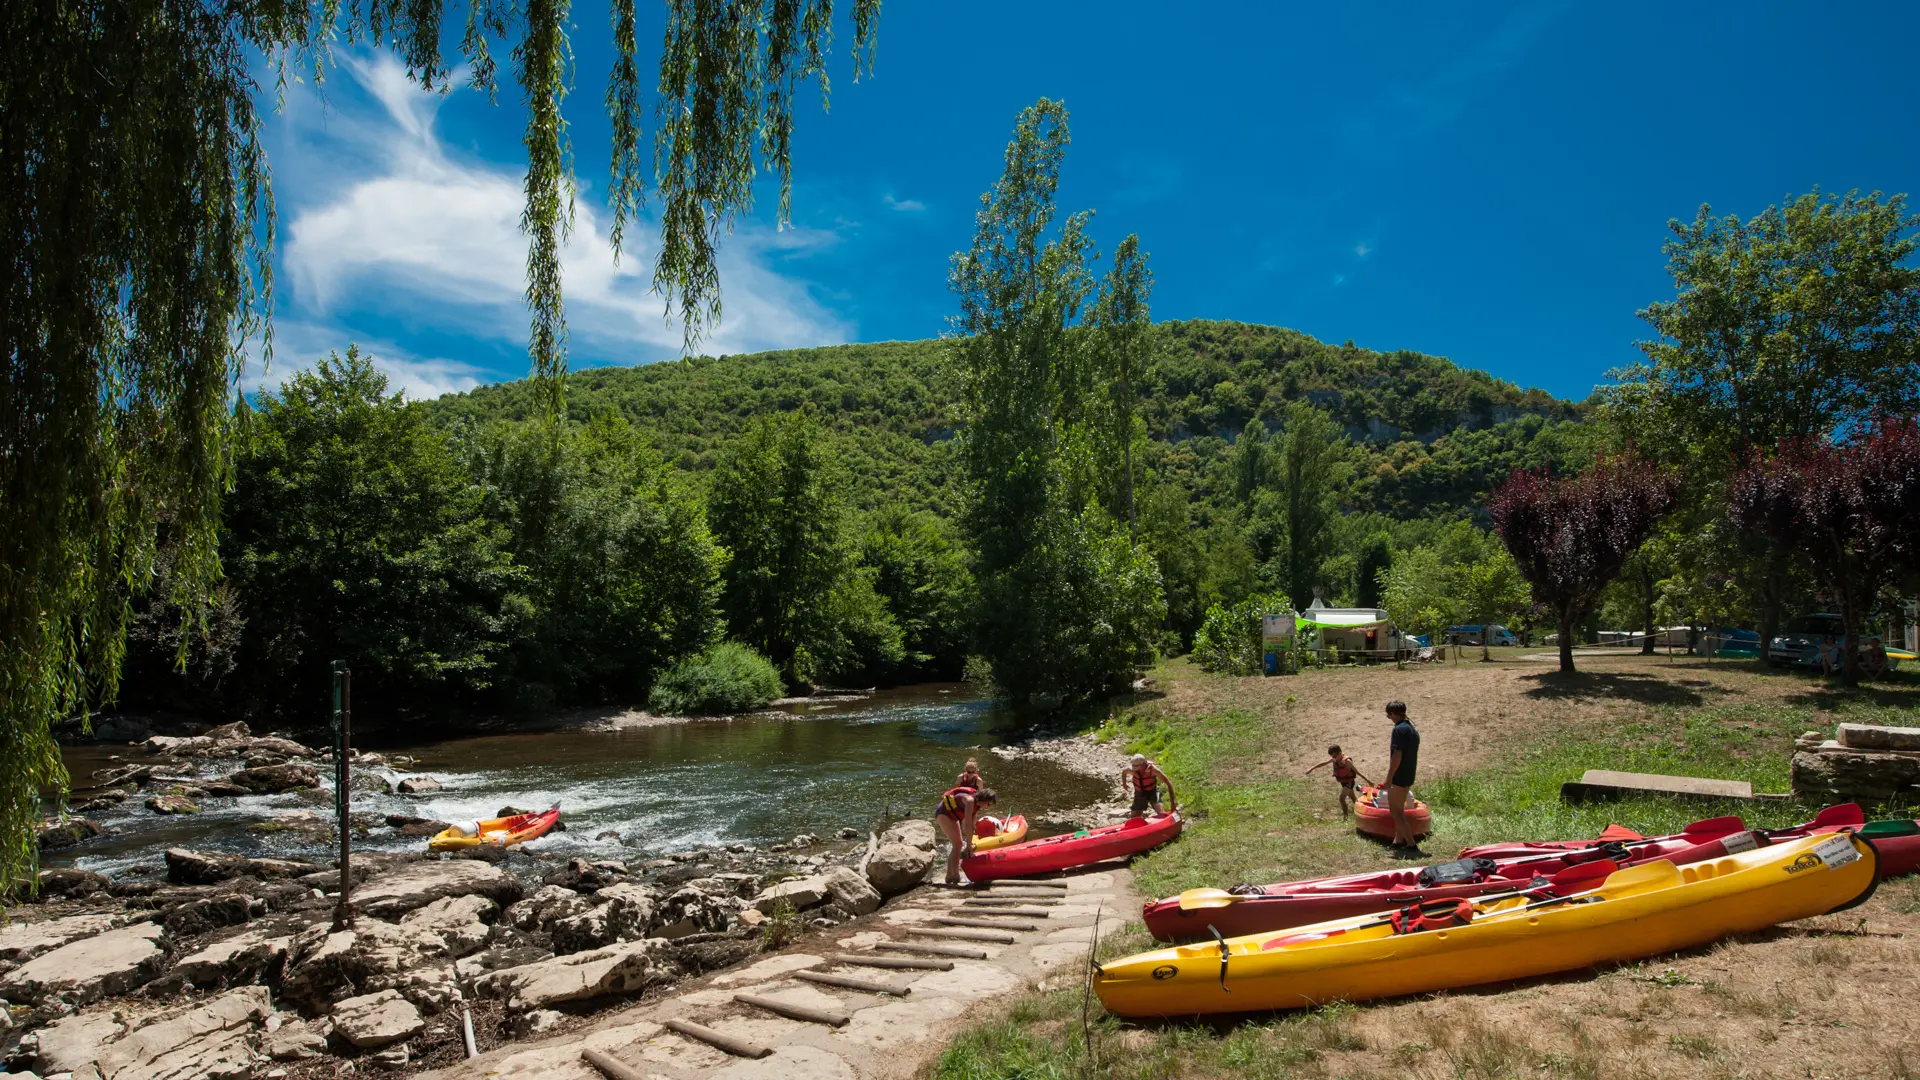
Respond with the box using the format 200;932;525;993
927;662;1920;1080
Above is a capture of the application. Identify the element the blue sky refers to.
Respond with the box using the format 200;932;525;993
263;2;1919;402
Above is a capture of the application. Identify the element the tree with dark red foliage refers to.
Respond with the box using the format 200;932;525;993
1490;458;1679;673
1729;420;1920;686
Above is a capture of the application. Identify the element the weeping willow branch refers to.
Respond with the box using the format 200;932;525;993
1;0;878;891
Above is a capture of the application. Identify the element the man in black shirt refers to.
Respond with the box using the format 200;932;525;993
1385;701;1421;852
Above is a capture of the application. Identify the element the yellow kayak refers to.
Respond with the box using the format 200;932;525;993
427;806;561;852
1094;830;1876;1017
970;814;1030;853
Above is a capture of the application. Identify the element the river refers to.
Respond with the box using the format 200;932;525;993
53;684;1113;877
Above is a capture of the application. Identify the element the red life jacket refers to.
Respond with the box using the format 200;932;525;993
938;787;975;817
1131;765;1158;791
955;772;982;790
1388;899;1475;935
1331;757;1356;781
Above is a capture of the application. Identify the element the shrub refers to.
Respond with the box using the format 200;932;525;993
648;642;783;716
1191;592;1289;675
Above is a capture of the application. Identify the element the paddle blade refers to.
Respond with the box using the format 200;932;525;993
1860;819;1920;839
1596;824;1644;842
1680;815;1745;838
1177;889;1240;911
1548;859;1619;889
1810;803;1865;829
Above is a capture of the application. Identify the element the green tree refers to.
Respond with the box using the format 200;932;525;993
1275;402;1345;609
1380;547;1455;646
857;508;973;680
225;348;527;717
1452;550;1532;661
1091;235;1154;537
1612;189;1920;657
946;100;1164;705
469;414;723;709
706;412;847;682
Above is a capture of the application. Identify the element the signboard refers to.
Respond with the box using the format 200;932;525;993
1261;611;1296;676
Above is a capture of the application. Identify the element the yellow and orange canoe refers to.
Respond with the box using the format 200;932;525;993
971;814;1030;853
428;805;561;852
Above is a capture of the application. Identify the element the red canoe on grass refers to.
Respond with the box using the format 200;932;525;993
1141;829;1761;942
963;813;1182;882
1456;804;1862;861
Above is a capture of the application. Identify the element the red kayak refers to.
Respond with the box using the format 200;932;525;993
963;813;1181;882
1142;830;1760;942
1457;804;1862;861
1865;820;1920;877
1355;785;1430;841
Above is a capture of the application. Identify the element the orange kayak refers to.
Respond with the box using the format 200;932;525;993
1355;785;1430;841
428;806;561;851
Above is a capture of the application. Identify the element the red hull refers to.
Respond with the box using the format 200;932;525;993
1354;786;1430;840
1456;806;1871;861
963;814;1181;881
1870;827;1920;878
1142;832;1748;942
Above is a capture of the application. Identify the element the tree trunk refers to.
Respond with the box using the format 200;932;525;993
1123;409;1136;542
1557;611;1577;673
1754;549;1785;669
1838;588;1861;689
1639;564;1656;655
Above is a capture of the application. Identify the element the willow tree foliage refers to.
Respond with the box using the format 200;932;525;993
1609;188;1920;659
1489;457;1677;673
2;0;876;887
947;100;1163;706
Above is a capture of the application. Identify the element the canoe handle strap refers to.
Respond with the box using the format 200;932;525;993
1210;925;1231;993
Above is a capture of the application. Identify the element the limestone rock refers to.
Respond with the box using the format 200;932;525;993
0;913;130;964
881;818;937;850
141;735;214;755
36;817;103;851
227;763;320;794
145;794;201;815
1792;745;1920;804
262;1017;327;1061
173;925;294;987
0;920;167;1004
399;894;497;958
400;820;450;838
200;782;254;798
750;874;831;914
837;826;861;840
474;938;669;1011
279;920;420;1006
453;944;554;982
504;885;593;932
234;736;315;759
349;770;394;795
865;842;933;895
510;1008;567;1037
1837;722;1920;752
31;868;111;901
165;847;318;885
161;893;254;937
204;721;252;742
821;865;883;916
542;857;621;894
329;989;424;1049
397;775;443;794
29;985;272;1080
352;859;524;919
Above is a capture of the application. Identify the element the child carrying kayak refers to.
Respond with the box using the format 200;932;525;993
1304;744;1371;817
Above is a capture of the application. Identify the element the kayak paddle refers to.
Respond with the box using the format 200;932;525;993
1258;859;1629;949
1179;854;1621;914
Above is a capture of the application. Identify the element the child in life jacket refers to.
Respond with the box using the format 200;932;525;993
933;785;997;884
955;758;986;790
1305;744;1372;817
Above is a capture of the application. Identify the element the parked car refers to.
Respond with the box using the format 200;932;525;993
1444;624;1519;648
1767;614;1846;667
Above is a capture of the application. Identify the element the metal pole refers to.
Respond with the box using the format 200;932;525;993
333;662;354;930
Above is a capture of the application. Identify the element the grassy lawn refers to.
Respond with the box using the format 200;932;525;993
926;655;1920;1080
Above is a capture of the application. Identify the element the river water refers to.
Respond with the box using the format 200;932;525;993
55;684;1111;877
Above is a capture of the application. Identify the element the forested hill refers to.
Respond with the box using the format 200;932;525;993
423;319;1590;520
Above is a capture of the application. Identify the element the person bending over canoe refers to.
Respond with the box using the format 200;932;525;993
955;758;986;790
1305;744;1371;817
1122;754;1177;817
1385;701;1422;854
934;785;998;884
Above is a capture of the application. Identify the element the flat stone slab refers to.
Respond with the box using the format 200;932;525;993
30;985;272;1080
0;913;130;964
1561;769;1753;803
0;920;168;1004
1837;723;1920;752
353;860;524;918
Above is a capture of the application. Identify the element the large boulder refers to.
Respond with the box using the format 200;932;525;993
226;763;320;794
172;925;295;987
26;985;273;1080
203;721;251;742
0;913;130;964
161;893;254;937
749;874;831;914
881;818;937;850
474;939;670;1012
32;867;110;900
822;865;883;916
547;885;661;955
504;885;594;932
145;794;200;815
278;920;422;1006
234;736;314;759
542;857;623;894
865;842;933;895
0;920;168;1004
330;988;425;1049
653;885;737;938
37;817;103;851
263;1018;328;1061
399;894;497;959
397;775;443;794
164;847;317;885
352;859;524;919
141;735;214;756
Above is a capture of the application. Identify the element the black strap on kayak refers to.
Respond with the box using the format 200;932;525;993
1210;925;1231;992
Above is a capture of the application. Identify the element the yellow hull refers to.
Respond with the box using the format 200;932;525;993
427;808;560;852
1095;831;1876;1017
971;815;1030;853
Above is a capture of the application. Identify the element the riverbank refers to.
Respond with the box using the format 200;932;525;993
925;654;1920;1080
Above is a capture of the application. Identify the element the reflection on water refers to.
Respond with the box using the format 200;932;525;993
56;684;1109;877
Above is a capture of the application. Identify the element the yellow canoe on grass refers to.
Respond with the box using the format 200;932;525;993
427;805;561;852
1094;830;1877;1017
971;814;1030;853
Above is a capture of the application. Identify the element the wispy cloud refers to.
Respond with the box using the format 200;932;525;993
882;193;926;213
1354;242;1372;258
277;52;851;372
254;320;488;401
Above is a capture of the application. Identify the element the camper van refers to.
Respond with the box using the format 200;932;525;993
1444;624;1519;648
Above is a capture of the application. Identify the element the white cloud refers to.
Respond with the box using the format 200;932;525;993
279;52;851;367
882;193;926;213
251;319;488;401
1354;242;1372;257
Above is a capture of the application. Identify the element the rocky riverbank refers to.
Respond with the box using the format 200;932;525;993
12;722;953;1077
986;728;1134;828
